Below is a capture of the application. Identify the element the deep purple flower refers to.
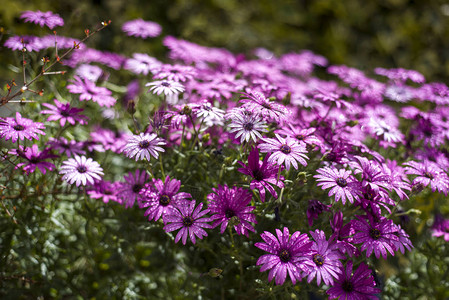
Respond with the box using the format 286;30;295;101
117;170;150;208
122;19;162;39
255;227;313;285
404;160;449;195
259;134;308;170
59;155;104;187
326;261;381;300
207;185;256;236
0;112;45;143
314;167;361;205
303;230;344;286
11;145;57;174
351;215;399;259
238;148;284;202
240;90;288;122
88;180;120;204
139;176;192;221
47;137;85;157
307;199;331;227
67;76;116;107
122;132;166;161
163;201;213;244
350;156;391;196
20;10;64;29
330;211;359;257
41;99;88;126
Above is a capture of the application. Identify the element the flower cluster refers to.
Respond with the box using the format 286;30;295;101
3;8;449;299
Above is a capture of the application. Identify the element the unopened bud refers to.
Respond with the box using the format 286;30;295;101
202;133;210;143
208;268;223;278
411;183;425;195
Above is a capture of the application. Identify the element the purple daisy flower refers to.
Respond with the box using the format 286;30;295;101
314;167;361;205
117;170;150;208
259;134;308;170
122;19;162;39
153;64;197;82
88;180;120;204
228;111;267;143
122;132;166;161
41;99;88;126
163;201;213;245
240;90;288;122
66;76;116;107
431;214;449;242
4;35;44;52
238;148;284;202
276;125;324;150
307;199;331;227
11;144;57;175
0;112;45;143
351;215;399;259
350;156;391;196
146;80;185;96
326;261;381;300
59;155;104;187
139;176;192;221
303;230;344;286
255;227;313;285
124;53;161;75
207;185;256;236
404;160;449;195
47;137;85;157
75;64;105;82
20;10;64;29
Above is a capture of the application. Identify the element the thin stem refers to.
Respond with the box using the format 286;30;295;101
159;155;165;180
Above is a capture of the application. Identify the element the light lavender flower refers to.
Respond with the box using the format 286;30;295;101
59;155;103;187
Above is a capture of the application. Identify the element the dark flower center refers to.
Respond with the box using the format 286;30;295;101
313;254;324;266
424;171;434;179
132;184;142;193
161;82;171;87
336;177;348;187
225;209;236;218
278;249;291;263
77;166;87;173
342;280;354;292
243;122;254;131
29;158;39;164
159;194;171;206
181;105;192;115
262;102;272;109
280;144;291;154
182;216;194;227
369;228;381;240
253;169;265;181
60;110;71;117
13;124;25;131
296;134;304;141
139;140;150;149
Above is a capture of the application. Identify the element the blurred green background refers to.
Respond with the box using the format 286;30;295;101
2;0;449;82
